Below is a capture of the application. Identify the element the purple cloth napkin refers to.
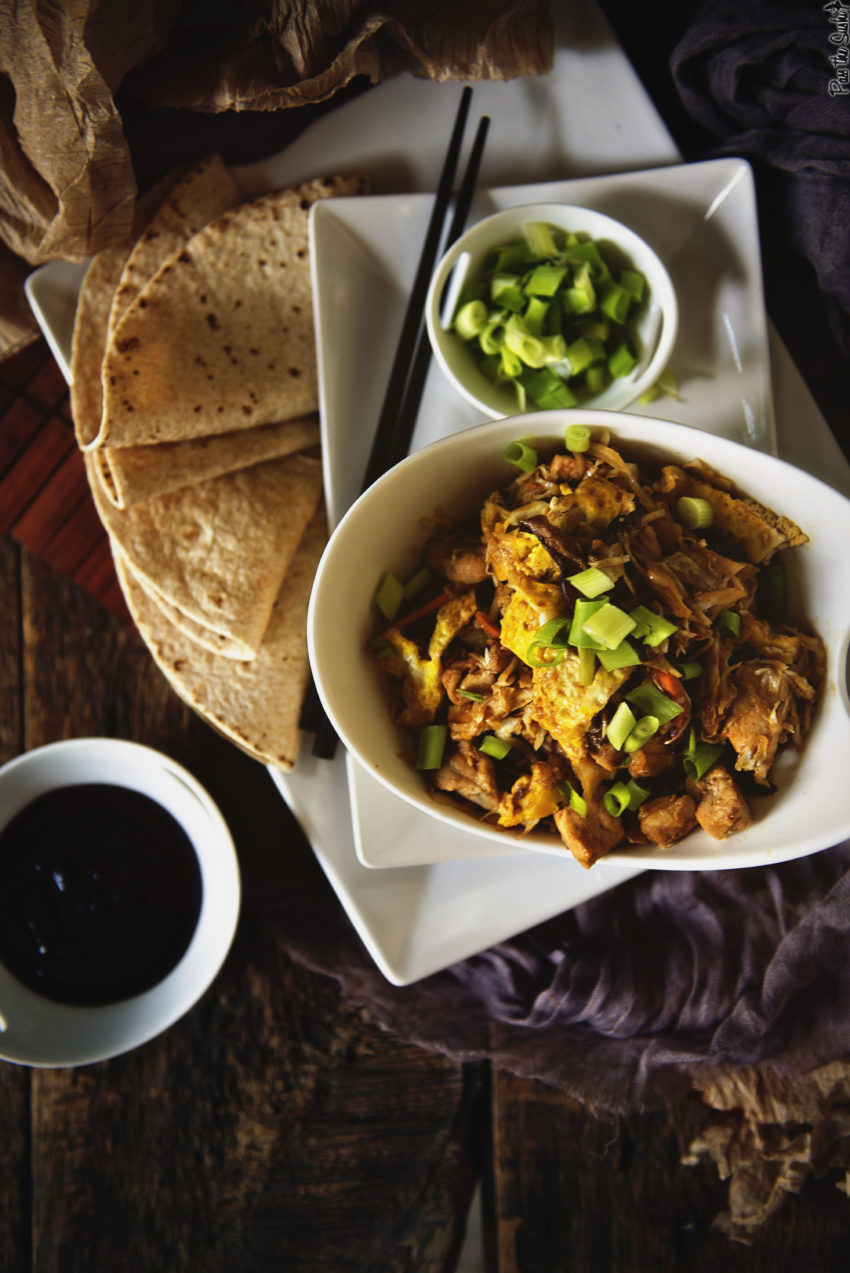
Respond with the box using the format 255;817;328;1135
670;0;850;353
277;842;850;1113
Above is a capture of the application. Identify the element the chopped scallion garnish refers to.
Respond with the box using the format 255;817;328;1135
374;570;404;621
677;496;714;531
718;608;741;638
603;779;648;817
526;615;571;667
622;714;660;752
415;724;447;770
502;439;538;472
579;602;636;651
628;604;678;648
564;423;591;452
625;681;683;724
606;701;637;751
596;639;641;671
479;734;512;760
683;728;724;781
558;780;587;817
567;566;614;598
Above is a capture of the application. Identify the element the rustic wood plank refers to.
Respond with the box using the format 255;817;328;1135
15;548;481;1273
0;536;31;1273
488;1069;850;1271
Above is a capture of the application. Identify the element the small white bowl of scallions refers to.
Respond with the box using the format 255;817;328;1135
425;203;678;418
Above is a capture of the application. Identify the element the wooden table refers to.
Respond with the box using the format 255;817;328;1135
1;349;849;1272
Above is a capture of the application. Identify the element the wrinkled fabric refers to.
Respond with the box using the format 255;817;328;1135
671;0;850;352
277;841;850;1113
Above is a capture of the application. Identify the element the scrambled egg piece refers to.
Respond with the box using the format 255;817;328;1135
533;653;630;774
380;591;478;726
497;758;566;829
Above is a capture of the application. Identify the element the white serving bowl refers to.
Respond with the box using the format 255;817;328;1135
0;739;240;1067
425;203;678;419
308;410;850;872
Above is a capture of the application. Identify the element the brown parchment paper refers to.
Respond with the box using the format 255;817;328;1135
0;0;553;359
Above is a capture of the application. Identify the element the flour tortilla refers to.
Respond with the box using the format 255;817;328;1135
114;508;329;769
97;175;368;449
86;450;323;657
111;543;254;659
70;167;188;449
107;154;242;340
96;413;320;508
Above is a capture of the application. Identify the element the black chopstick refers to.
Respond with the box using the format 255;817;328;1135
306;91;490;761
383;114;491;471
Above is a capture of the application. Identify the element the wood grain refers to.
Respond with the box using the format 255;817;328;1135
488;1069;850;1271
1;546;482;1272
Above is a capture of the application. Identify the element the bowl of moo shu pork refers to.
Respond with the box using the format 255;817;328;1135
307;411;850;871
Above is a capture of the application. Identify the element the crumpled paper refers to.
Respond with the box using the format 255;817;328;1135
683;1060;850;1242
0;0;553;358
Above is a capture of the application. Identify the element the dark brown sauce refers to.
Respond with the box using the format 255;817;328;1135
0;784;203;1006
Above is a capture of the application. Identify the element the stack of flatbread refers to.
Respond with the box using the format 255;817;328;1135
71;155;368;768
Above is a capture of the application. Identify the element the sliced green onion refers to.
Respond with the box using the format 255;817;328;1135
523;221;559;258
374;570;404;621
479;319;507;355
608;339;637;379
606;701;637;751
403;567;431;601
628;604;678;648
525;264;567;297
479;733;512;760
416;724;447;770
599;282;631;324
584;365;609;396
625;778;650;809
564;423;591;452
567;566;614;598
562;262;596;315
677;496;714;531
489;275;525;312
678;661;703;681
568;598;608;649
625;681;683;724
527;367;577;410
718;608;741;638
596;639;641;671
502;439;538;472
603;779;649;818
683;729;724;781
579;602;636;651
458;688;484;701
526;615;571;667
623;714;660;752
620;269;646;302
564;336;604;375
454;299;488;341
577;646;597;685
524;295;550;336
757;562;786;622
558;781;587;817
504;314;547;368
603;782;632;817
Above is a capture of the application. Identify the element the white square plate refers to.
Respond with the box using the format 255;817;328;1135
309;157;776;871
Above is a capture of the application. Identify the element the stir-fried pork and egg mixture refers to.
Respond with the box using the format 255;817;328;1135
370;434;825;868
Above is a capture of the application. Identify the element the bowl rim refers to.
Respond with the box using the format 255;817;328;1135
425;201;679;419
0;737;241;1067
308;408;850;873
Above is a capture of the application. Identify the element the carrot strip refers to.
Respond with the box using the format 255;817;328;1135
379;590;452;636
475;609;501;639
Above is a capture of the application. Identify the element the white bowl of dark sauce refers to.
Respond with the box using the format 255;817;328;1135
0;738;240;1067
